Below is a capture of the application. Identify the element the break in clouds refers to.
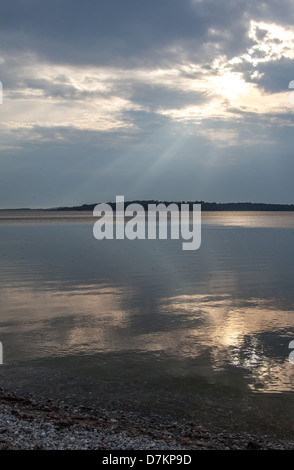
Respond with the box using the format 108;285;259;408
0;0;294;208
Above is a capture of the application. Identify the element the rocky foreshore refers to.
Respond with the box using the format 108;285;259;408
0;388;293;450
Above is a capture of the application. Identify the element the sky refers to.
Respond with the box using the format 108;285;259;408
0;0;294;208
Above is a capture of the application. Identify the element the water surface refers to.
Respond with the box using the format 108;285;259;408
0;210;294;435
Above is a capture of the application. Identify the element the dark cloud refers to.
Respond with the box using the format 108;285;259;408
250;58;294;93
22;78;79;99
0;1;293;69
122;83;210;111
0;0;265;66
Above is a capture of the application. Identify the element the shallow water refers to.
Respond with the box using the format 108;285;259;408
0;210;294;434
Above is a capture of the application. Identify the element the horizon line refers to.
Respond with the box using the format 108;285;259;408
1;199;294;211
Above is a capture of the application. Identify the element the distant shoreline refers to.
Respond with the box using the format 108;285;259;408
2;201;294;212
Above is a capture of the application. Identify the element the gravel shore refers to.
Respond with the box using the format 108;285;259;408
0;388;293;450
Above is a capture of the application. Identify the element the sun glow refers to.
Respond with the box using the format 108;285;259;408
215;72;250;100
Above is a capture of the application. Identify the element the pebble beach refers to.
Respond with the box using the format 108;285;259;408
0;388;293;451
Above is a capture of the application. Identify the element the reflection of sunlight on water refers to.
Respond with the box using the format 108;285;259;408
1;212;294;399
1;210;294;228
0;285;133;358
159;294;294;393
202;211;294;228
1;283;294;393
248;360;294;393
227;335;294;393
225;337;294;393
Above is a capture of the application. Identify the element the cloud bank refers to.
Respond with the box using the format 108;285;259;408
0;0;294;207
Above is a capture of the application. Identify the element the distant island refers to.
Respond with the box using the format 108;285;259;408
50;200;294;212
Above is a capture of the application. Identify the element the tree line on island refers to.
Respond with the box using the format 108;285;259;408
52;200;294;211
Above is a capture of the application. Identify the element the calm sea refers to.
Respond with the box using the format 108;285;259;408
0;210;294;435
